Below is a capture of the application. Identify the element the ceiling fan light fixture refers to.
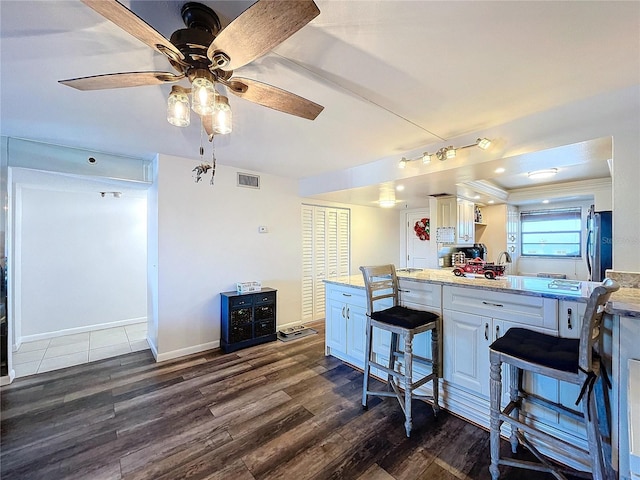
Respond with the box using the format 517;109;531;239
527;168;558;180
191;70;216;115
477;137;491;150
167;85;191;127
212;94;232;134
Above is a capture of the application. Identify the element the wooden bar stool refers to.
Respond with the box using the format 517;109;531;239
360;264;441;437
488;278;619;480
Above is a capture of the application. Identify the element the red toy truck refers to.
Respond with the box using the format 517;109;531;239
452;258;506;279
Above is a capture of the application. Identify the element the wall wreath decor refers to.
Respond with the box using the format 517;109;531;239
414;218;430;241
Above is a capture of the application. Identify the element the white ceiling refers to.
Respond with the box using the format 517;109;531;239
1;1;638;206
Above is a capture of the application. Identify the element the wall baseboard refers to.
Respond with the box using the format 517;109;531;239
154;340;220;363
151;319;314;363
0;369;16;386
16;317;147;348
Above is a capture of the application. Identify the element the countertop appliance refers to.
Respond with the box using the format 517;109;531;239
586;205;612;282
457;246;481;260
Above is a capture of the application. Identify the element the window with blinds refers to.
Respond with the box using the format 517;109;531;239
520;207;582;257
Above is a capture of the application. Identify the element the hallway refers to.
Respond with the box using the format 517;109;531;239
12;322;148;378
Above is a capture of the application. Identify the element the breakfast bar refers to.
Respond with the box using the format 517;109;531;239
324;269;640;478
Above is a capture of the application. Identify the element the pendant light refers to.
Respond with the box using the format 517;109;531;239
166;85;190;127
190;69;216;115
212;94;232;134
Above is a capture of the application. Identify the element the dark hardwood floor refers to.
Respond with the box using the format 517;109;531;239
1;321;583;479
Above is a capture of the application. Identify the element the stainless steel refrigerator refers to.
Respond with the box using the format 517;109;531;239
586;205;612;282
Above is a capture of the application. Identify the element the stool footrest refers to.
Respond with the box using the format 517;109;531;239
523;392;584;423
498;412;591;463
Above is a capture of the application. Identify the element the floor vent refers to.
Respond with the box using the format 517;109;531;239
237;172;260;189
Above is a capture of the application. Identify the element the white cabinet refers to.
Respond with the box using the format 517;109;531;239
436;196;457;230
443;309;491;395
442;286;558;400
302;205;350;322
456;199;475;245
325;283;366;368
435;196;475;244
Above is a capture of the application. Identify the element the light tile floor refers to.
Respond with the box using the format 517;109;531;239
13;323;149;378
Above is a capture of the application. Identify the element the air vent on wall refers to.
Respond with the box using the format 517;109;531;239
237;172;260;189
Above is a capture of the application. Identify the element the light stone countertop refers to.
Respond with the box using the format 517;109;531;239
324;268;640;318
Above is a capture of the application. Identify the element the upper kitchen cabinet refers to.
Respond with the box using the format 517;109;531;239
436;196;475;245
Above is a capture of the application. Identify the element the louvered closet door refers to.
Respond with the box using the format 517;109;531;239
337;209;350;277
301;205;314;322
326;209;338;278
301;205;350;322
313;208;327;320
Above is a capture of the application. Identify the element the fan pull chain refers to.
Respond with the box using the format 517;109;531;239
192;118;212;183
210;138;217;185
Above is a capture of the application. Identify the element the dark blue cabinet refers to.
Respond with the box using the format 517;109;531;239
220;288;277;353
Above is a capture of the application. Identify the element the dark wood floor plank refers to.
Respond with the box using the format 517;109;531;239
1;320;589;480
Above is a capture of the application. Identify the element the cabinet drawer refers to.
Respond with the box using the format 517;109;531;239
254;292;276;305
443;286;557;329
255;319;275;338
399;280;441;308
327;285;365;303
230;296;253;308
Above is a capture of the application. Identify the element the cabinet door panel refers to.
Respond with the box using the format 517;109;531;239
327;298;347;353
443;309;486;394
346;303;367;368
558;300;586;339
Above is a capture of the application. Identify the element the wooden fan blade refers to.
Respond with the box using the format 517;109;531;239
227;77;323;120
59;72;184;91
81;0;184;62
207;0;319;72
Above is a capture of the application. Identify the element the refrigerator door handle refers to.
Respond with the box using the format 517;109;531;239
586;229;592;279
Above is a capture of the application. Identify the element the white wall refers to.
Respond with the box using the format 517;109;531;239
14;175;147;341
148;154;400;361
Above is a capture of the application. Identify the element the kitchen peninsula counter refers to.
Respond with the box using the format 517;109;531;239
323;268;640;318
324;268;640;477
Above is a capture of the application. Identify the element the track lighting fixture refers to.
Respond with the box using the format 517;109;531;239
398;138;492;168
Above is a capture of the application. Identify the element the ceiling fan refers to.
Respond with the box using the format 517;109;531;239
59;0;324;137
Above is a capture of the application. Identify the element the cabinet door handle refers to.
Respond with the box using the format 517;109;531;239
342;306;346;318
509;246;515;253
484;323;489;341
482;301;504;307
346;307;350;320
399;289;410;293
567;308;573;330
342;293;352;297
495;324;501;340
